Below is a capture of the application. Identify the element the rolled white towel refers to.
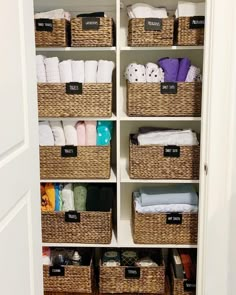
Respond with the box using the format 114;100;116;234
97;60;115;83
49;121;65;146
84;61;98;83
129;3;168;19
62;184;75;211
175;1;205;18
62;121;78;146
146;62;164;83
44;57;60;83
39;121;54;146
125;63;146;83
59;60;72;83
71;60;85;83
36;55;46;83
185;65;201;82
34;9;70;20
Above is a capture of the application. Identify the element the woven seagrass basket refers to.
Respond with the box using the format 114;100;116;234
170;265;196;295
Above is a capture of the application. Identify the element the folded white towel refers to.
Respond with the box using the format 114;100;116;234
137;129;199;146
125;63;146;83
185;65;201;82
62;184;75;211
175;1;205;18
39;121;54;146
146;62;164;83
128;3;168;19
44;57;60;83
62;121;78;146
85;121;97;146
84;61;98;83
72;60;85;83
35;9;71;21
97;60;115;83
36;55;46;83
59;60;72;83
49;121;65;146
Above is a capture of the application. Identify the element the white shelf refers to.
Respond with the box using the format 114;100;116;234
41;168;117;183
39;113;117;121
121;46;204;51
36;47;116;52
119;220;198;248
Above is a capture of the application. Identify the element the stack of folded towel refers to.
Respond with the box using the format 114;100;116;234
34;9;71;21
41;183;114;213
175;1;205;18
134;185;199;213
125;58;201;83
36;56;115;84
133;127;199;146
127;3;168;19
38;120;113;147
76;12;107;18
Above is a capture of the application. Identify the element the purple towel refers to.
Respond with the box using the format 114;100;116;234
177;58;191;82
158;58;179;82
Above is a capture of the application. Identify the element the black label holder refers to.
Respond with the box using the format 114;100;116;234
161;82;178;94
65;211;80;223
66;82;83;95
61;146;78;158
166;213;183;225
49;266;65;277
189;16;205;29
35;19;53;32
164;145;180;158
82;17;100;30
145;18;163;31
125;267;141;279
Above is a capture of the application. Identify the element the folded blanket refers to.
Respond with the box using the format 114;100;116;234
86;185;100;211
35;9;71;21
62;184;75;211
74;184;87;211
39;121;54;146
49;121;65;146
125;63;146;83
44;57;60;83
76;121;86;146
59;60;72;83
185;66;201;82
85;61;98;83
175;1;205;18
128;3;168;19
177;58;191;82
62;121;78;146
72;60;85;83
158;58;179;82
36;55;46;83
97;60;115;83
146;62;164;83
85;121;97;146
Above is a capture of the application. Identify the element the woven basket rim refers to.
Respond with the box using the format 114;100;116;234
99;259;165;268
130;139;200;148
42;209;112;215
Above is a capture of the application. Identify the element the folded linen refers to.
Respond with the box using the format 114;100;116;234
49;121;65;146
99;186;113;211
146;62;164;83
84;61;98;83
62;184;75;211
127;3;168;19
85;121;97;146
97;60;115;83
137;129;199;146
175;1;205;18
177;58;191;82
45;183;55;211
72;60;85;83
35;9;71;21
39;121;54;146
158;58;179;82
44;57;60;83
76;121;86;146
36;55;46;83
86;185;100;211
139;185;199;206
74;184;87;211
125;63;146;83
55;183;63;211
62;121;78;146
59;60;72;83
41;184;55;212
185;65;201;82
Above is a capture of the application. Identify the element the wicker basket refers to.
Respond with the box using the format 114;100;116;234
176;17;205;46
71;17;113;47
170;265;196;295
42;210;112;244
99;257;165;293
40;145;111;179
128;18;174;47
129;140;200;179
35;19;69;47
38;83;112;118
43;261;93;293
127;82;202;117
132;202;198;245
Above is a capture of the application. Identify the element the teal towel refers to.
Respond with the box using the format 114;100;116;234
97;121;113;146
55;184;63;211
74;184;87;211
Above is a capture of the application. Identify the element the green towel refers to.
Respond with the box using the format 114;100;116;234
74;184;87;211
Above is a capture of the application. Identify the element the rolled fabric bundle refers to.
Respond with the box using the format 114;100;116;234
74;184;87;211
44;57;60;83
86;185;100;211
146;62;164;83
49;121;65;146
99;186;113;211
103;251;121;266
39;121;54;146
121;250;138;266
158;58;180;82
76;121;86;146
45;183;55;211
84;61;98;83
177;58;191;82
59;60;73;83
185;65;201;82
61;184;75;211
62;121;78;146
36;55;46;83
72;60;85;83
85;121;97;146
97;60;115;83
55;183;63;211
125;63;146;83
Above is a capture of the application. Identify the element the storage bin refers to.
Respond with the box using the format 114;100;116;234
42;210;112;244
40;145;111;179
132;202;198;245
35;19;69;47
176;17;205;46
127;82;202;117
38;83;112;118
128;18;174;47
99;251;165;294
129;139;200;180
71;17;114;47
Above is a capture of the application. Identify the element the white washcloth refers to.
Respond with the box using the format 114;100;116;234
72;60;85;83
84;61;98;83
137;129;199;146
185;65;201;82
44;57;60;83
59;60;72;83
36;55;46;83
62;121;78;146
146;62;164;83
49;121;65;146
125;63;146;83
97;60;115;83
175;1;205;18
35;9;71;21
39;121;54;146
128;3;168;19
62;184;75;211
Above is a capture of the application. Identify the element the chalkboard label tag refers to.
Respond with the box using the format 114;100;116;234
166;213;182;225
61;146;77;158
66;82;82;95
125;267;140;279
49;266;65;277
82;17;100;30
145;18;162;31
164;145;180;158
65;211;80;222
189;16;205;29
161;82;178;94
35;19;53;32
184;280;196;291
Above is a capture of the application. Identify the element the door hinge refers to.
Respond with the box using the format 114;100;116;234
204;164;208;175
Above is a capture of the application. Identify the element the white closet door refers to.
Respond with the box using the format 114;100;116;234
0;1;43;295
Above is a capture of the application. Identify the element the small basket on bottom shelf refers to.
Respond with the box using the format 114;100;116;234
132;201;198;245
42;210;112;244
40;145;111;179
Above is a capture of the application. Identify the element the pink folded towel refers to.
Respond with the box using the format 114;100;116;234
76;122;86;146
85;121;97;146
